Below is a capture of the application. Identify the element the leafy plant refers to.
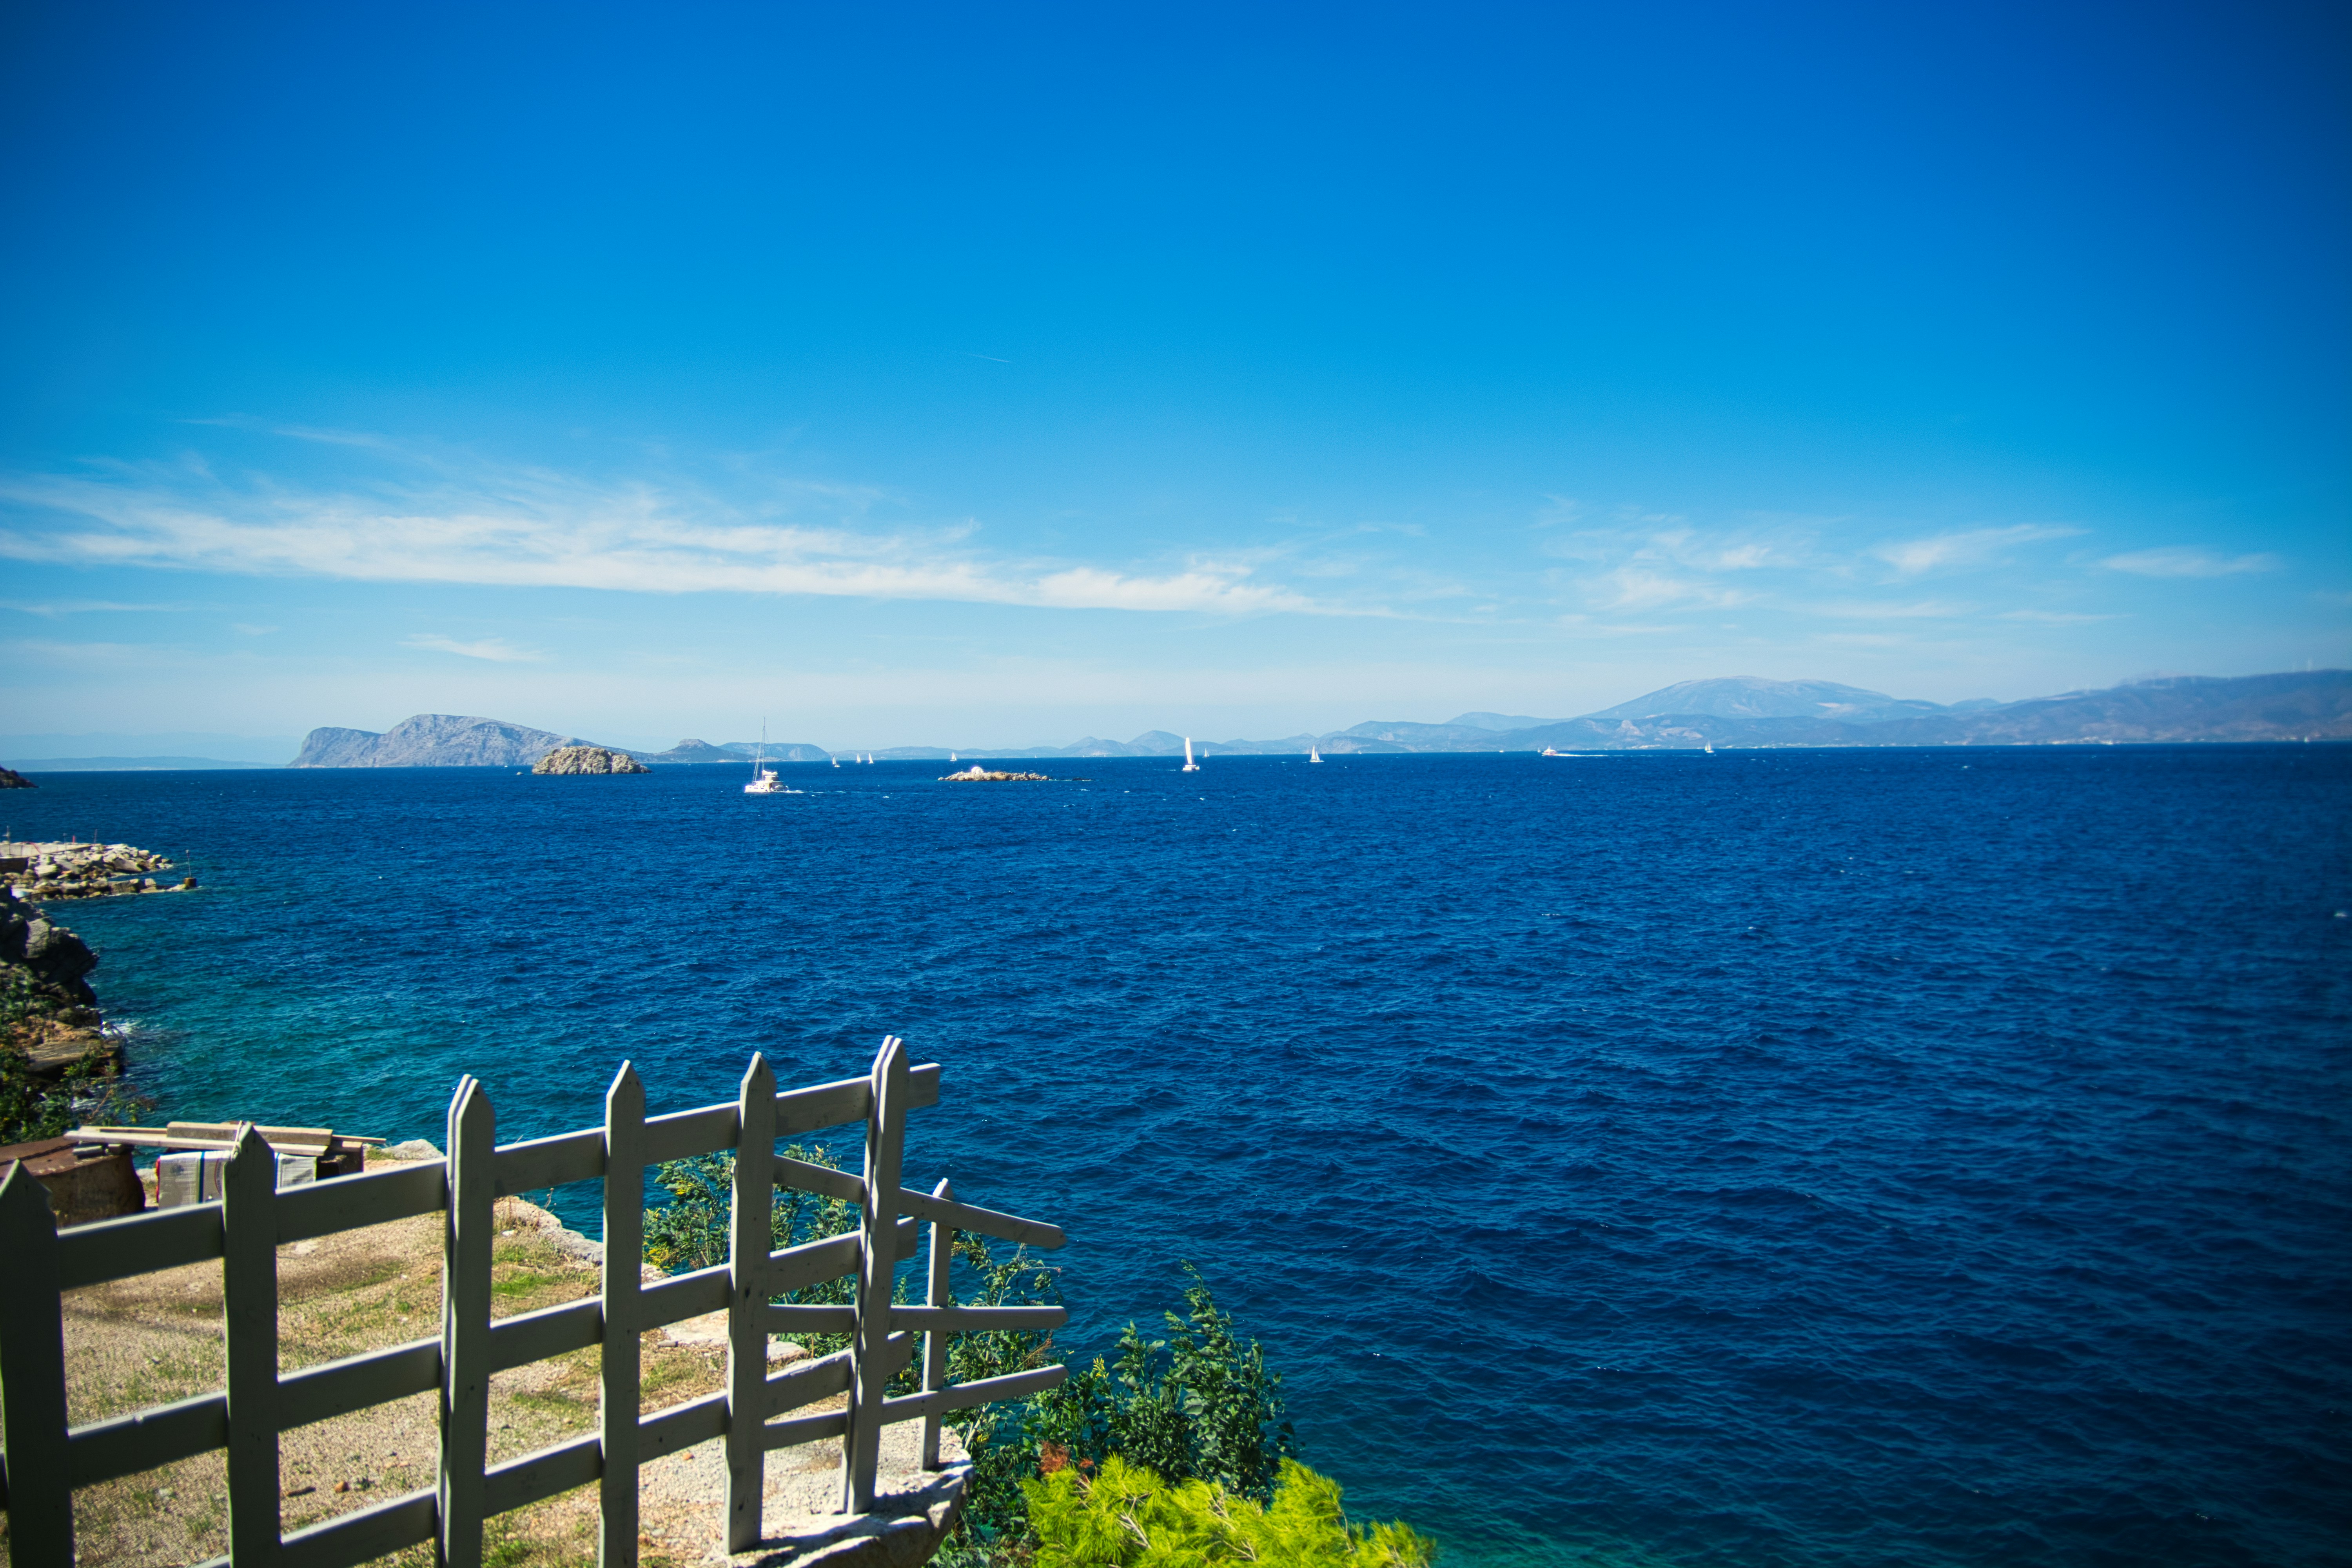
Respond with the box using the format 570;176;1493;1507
642;1144;862;1272
953;1263;1298;1546
0;1037;150;1146
641;1161;1420;1562
1023;1454;1436;1567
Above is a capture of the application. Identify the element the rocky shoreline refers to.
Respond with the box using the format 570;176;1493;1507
1;882;119;1099
0;841;180;1141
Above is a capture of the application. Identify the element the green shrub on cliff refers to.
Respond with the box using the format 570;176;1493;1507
640;1155;1424;1561
1022;1454;1436;1567
642;1144;862;1273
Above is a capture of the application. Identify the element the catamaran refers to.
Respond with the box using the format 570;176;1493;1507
1181;737;1200;772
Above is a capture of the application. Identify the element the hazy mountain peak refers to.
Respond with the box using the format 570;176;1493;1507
1583;677;1938;723
1446;712;1560;731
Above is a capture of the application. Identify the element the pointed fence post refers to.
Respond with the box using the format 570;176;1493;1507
601;1063;646;1568
441;1078;496;1568
0;1162;73;1567
841;1035;909;1513
920;1176;954;1471
726;1053;777;1550
222;1123;284;1566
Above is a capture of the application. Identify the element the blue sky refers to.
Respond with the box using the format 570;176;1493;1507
3;0;2345;755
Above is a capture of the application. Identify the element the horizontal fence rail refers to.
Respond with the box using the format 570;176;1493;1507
0;1039;1065;1568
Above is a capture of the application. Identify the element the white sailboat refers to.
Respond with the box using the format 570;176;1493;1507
744;726;785;794
1308;744;1323;763
1181;737;1200;772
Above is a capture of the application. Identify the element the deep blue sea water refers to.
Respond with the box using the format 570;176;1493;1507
10;747;2349;1567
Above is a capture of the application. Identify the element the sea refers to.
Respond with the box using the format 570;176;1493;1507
9;746;2348;1567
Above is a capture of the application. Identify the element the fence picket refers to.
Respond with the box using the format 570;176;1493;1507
440;1078;496;1568
843;1036;911;1513
727;1053;777;1551
600;1062;646;1568
0;1163;72;1563
221;1124;283;1566
921;1176;953;1470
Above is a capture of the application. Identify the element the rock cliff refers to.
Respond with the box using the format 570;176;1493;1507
532;746;651;775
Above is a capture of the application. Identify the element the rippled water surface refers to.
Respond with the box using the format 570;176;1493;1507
13;747;2349;1566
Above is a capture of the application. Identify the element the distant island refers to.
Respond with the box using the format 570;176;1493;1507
256;670;2349;771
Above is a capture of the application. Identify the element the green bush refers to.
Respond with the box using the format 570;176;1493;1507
639;1158;1424;1561
1023;1454;1436;1567
953;1264;1296;1545
0;1040;149;1146
641;1145;867;1356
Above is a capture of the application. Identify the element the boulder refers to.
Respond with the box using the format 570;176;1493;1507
23;917;98;990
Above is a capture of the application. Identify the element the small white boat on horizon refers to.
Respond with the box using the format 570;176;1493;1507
1308;744;1323;763
1181;737;1200;772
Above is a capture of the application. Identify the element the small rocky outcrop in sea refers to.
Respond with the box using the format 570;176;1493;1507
940;766;1053;782
533;745;651;775
0;767;34;789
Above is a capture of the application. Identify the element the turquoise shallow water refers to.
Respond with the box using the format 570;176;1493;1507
11;746;2350;1566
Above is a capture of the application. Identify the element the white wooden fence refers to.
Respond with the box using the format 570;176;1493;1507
0;1036;1068;1567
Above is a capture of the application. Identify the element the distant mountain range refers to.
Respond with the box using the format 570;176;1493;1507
267;670;2348;770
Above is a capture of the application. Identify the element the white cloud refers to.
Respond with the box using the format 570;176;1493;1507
0;459;1328;617
402;634;544;662
2099;547;2279;578
2000;609;2124;624
1872;524;2082;577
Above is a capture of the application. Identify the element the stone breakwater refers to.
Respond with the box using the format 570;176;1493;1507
532;746;650;775
3;840;192;900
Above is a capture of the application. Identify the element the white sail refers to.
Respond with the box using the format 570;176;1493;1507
1309;744;1322;762
1182;737;1199;772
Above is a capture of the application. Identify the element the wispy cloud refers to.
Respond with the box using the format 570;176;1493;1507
2000;609;2124;624
1872;524;2082;577
402;634;544;662
2099;546;2279;578
0;451;1331;617
0;598;186;616
1592;566;1752;612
